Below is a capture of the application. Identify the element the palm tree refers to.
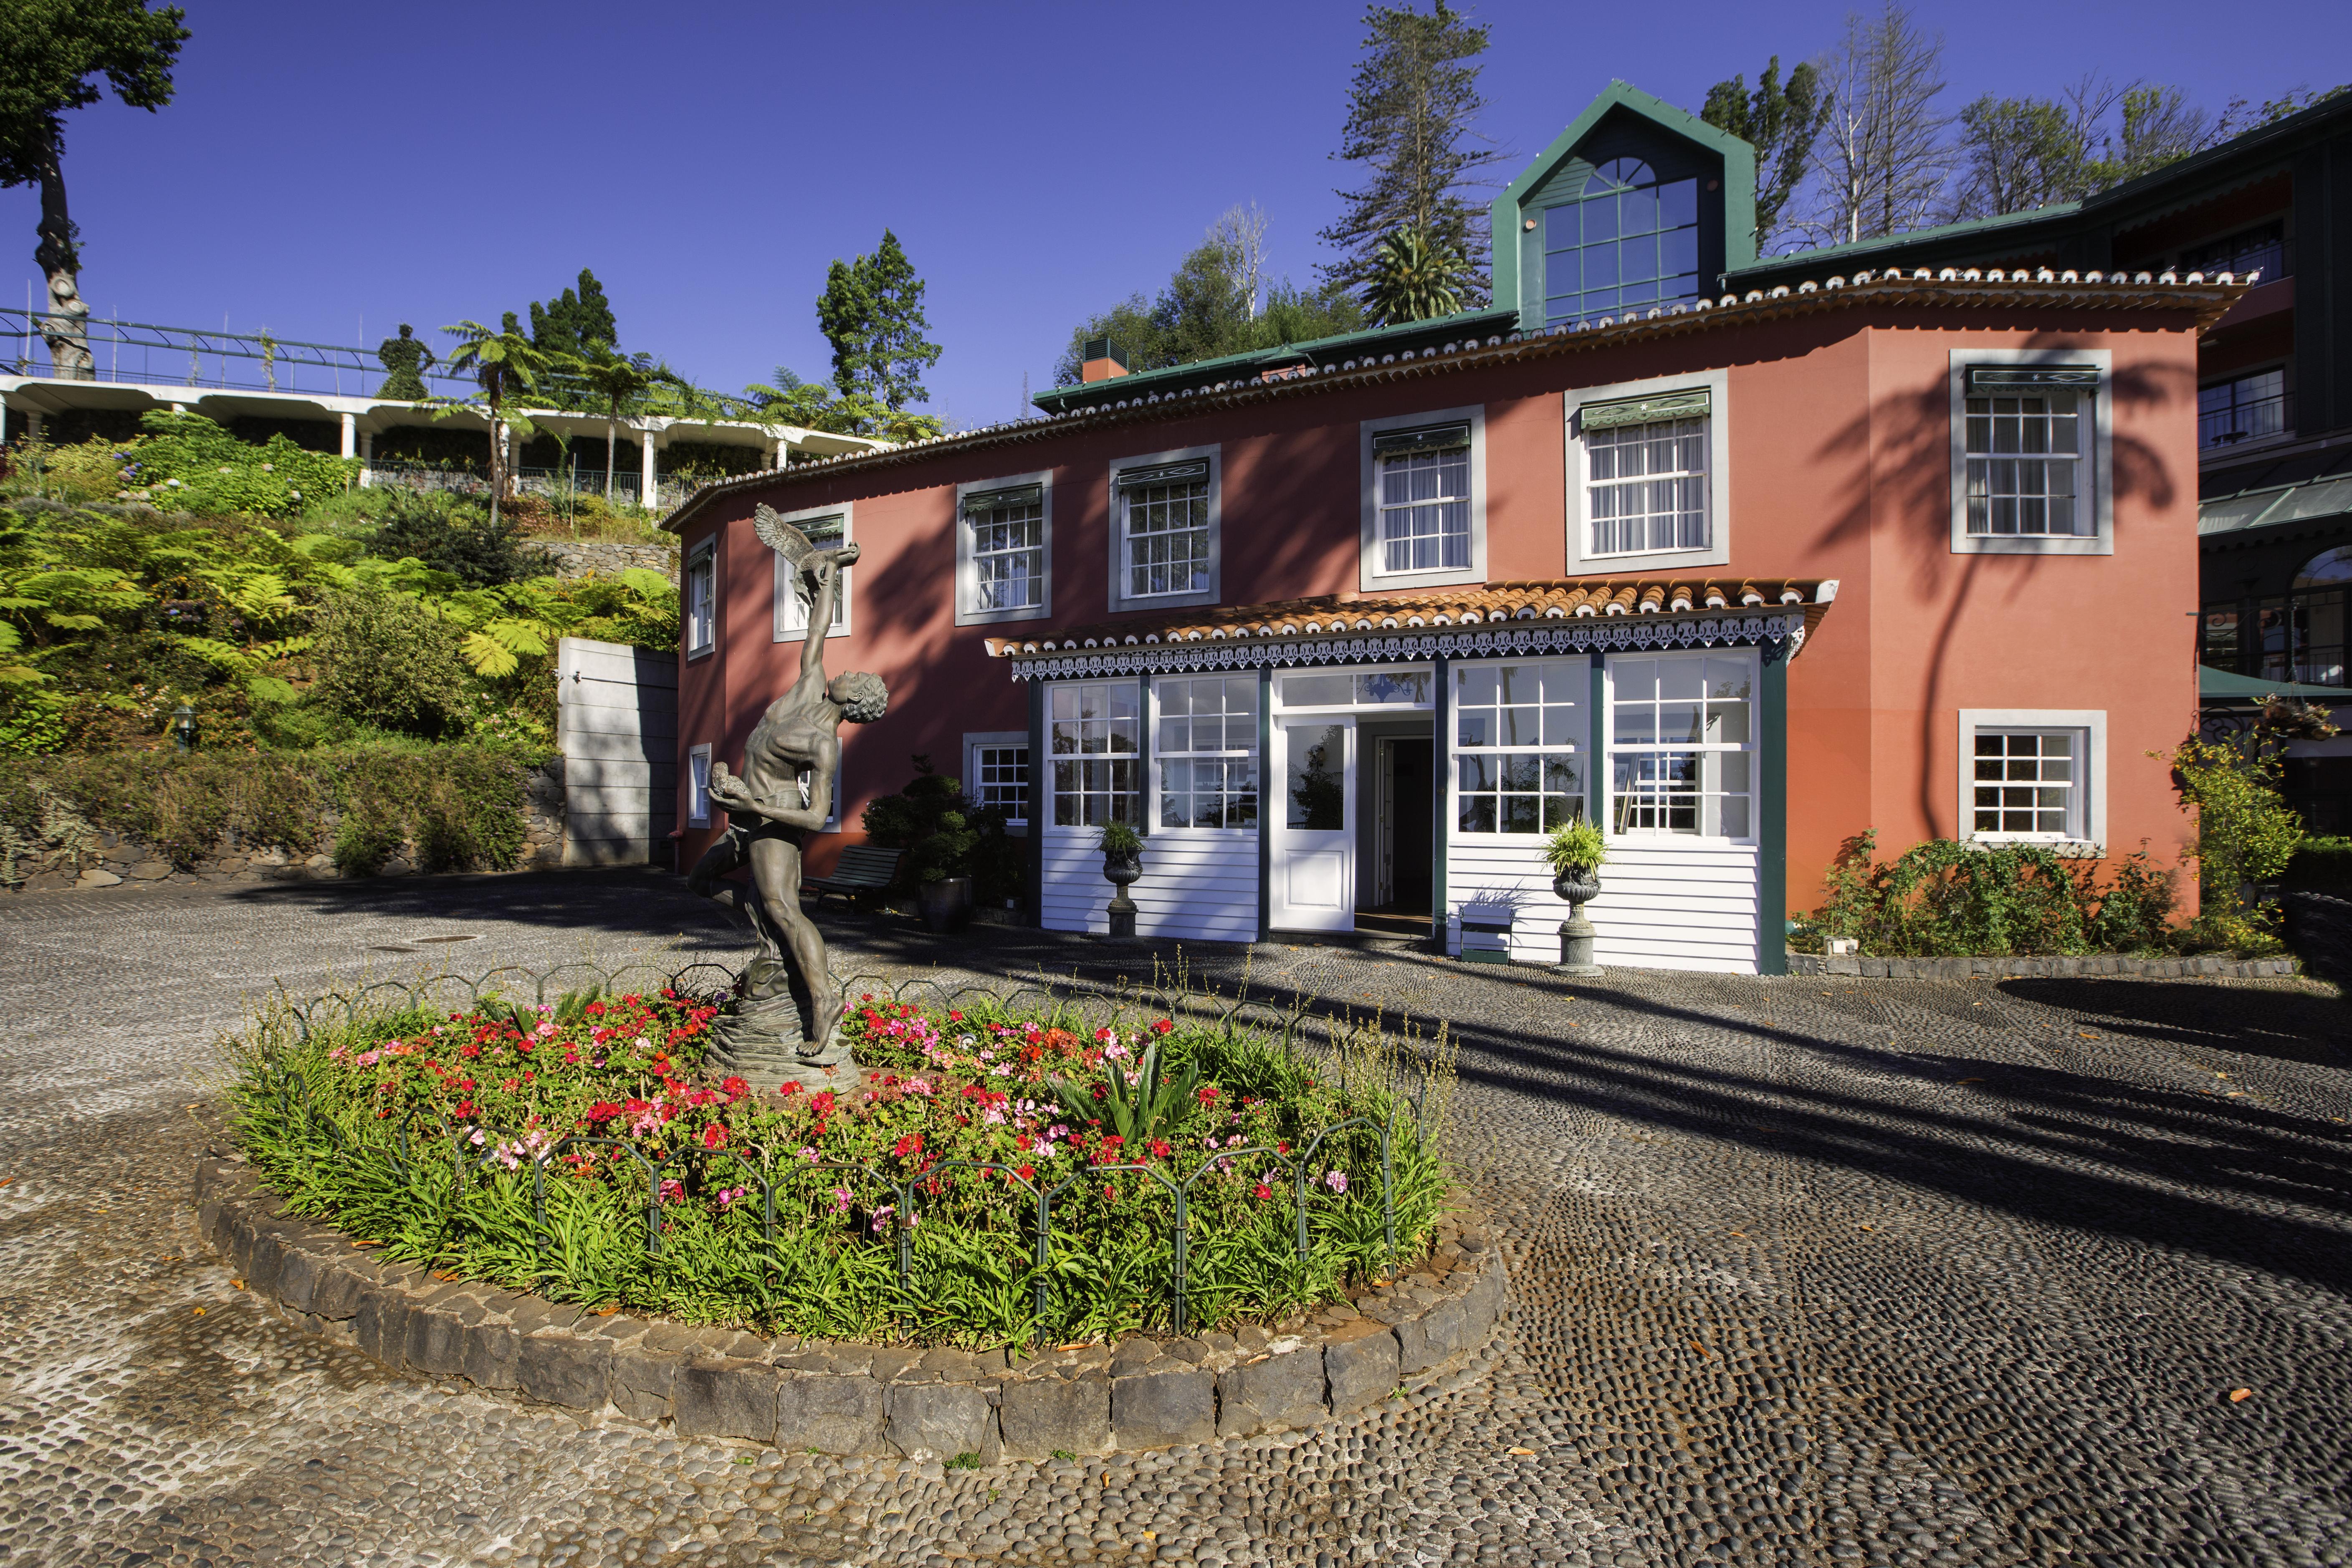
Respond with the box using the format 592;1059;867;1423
560;345;671;503
442;317;549;517
1361;228;1472;327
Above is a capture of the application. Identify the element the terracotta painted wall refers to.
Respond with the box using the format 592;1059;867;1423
675;302;2206;918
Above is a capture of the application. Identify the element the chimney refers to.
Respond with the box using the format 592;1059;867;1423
1080;335;1129;384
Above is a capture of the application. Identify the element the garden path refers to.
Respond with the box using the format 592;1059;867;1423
1;870;2348;1568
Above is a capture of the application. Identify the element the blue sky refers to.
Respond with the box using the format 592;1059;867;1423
9;1;2347;427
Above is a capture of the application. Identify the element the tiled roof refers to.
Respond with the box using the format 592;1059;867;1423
982;577;1837;658
664;269;2253;537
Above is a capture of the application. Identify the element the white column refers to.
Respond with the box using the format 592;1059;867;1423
640;421;658;500
26;410;43;441
339;412;357;458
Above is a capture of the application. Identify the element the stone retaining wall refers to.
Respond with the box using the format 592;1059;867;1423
10;762;565;891
534;539;677;582
193;1155;1507;1462
1788;951;2300;980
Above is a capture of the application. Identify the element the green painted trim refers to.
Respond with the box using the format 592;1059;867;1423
1493;79;1759;316
1588;651;1607;829
1430;654;1451;948
1758;653;1788;976
1579;388;1711;429
1026;680;1046;927
1257;665;1274;942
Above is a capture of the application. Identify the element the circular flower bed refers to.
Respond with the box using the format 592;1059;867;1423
230;984;1451;1348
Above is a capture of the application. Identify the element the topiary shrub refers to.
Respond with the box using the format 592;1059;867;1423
367;493;549;587
860;754;1021;900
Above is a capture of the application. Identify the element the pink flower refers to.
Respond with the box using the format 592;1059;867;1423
1324;1170;1348;1194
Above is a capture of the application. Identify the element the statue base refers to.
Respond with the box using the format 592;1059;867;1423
704;989;862;1096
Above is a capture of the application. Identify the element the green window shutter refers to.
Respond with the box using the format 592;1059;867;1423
1577;387;1711;430
1373;422;1472;458
799;514;845;541
1966;366;2100;392
963;483;1044;514
1115;459;1209;489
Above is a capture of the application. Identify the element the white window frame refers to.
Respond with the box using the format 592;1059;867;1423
1272;664;1436;714
964;729;1031;834
1949;348;2113;556
1450;658;1591;837
1565;366;1731;574
770;501;854;642
1149;674;1262;835
955;470;1052;627
685;534;718;659
686;743;713;828
1603;649;1759;844
1360;405;1486;592
1957;709;2106;855
1047;679;1142;828
1106;443;1219;615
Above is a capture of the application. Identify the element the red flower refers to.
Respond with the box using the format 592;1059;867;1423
1149;1139;1173;1159
460;1043;482;1059
774;1080;799;1098
892;1133;923;1159
1098;1135;1125;1152
1151;1018;1174;1036
948;1009;964;1022
454;1100;478;1120
1253;1182;1273;1201
1014;1164;1036;1182
1276;1140;1291;1156
723;1076;751;1100
586;1102;622;1123
702;1124;728;1150
1197;1085;1220;1105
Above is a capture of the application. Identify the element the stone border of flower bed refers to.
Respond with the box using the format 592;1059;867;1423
192;1153;1507;1462
1787;951;2300;979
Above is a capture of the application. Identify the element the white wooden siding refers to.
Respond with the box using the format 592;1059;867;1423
1040;829;1257;942
557;637;678;866
1445;837;1759;974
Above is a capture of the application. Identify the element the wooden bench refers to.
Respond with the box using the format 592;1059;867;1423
803;845;904;908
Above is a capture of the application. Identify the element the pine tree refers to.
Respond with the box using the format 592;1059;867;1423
816;230;942;412
1318;2;1505;304
528;268;619;359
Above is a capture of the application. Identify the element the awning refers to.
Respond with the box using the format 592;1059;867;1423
2198;664;2346;700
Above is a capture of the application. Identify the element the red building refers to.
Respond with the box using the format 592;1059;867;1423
667;88;2241;974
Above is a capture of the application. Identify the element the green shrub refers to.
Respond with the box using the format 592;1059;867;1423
1812;830;2181;957
861;755;1020;898
2170;736;2303;899
310;587;469;736
120;411;357;516
367;493;549;588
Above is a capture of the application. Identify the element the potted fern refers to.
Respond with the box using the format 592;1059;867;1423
1543;817;1607;974
1100;820;1144;938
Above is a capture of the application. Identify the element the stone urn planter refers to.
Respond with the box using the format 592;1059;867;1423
1103;846;1144;939
918;874;972;934
1552;867;1602;975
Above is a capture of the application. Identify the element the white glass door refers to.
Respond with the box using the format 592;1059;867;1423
1273;718;1355;931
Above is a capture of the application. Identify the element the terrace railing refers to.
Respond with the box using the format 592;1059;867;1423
3;307;475;401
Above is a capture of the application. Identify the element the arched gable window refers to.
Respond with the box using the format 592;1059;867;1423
1543;157;1700;329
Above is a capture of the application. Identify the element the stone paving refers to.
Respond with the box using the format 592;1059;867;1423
2;870;2349;1568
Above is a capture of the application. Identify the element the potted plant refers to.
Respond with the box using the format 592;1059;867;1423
862;755;1021;933
1542;817;1608;974
1099;820;1144;938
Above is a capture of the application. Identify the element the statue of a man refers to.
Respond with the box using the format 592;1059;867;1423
376;324;435;401
688;509;888;1084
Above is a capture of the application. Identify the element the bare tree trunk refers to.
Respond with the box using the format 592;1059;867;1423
32;136;93;381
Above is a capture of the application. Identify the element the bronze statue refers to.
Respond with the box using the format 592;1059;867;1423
687;506;888;1088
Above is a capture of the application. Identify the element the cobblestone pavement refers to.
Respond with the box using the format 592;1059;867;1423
3;871;2349;1568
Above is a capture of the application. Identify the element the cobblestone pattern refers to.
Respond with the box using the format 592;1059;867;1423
1789;951;2301;980
193;1157;1507;1459
1;873;2348;1568
8;762;565;891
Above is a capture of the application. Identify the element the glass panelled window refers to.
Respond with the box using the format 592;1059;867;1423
1119;461;1211;598
775;514;848;635
1543;158;1700;329
968;486;1044;612
1609;655;1753;838
2181;222;2286;281
971;744;1029;827
1972;732;2081;838
1287;724;1347;830
1374;425;1471;574
1455;661;1586;834
1050;682;1138;827
1964;368;2094;537
2199;368;2288;450
1280;669;1433;709
2258;547;2352;687
1157;676;1259;830
685;544;715;654
1587;409;1708;555
2202;604;2243;671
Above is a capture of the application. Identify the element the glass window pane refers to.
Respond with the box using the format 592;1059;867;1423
1458;795;1496;833
1284;672;1352;707
1457;709;1496;748
1287;725;1346;830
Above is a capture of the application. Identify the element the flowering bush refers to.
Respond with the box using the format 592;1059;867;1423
230;987;1448;1347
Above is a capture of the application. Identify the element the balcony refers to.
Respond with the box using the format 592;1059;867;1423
2200;392;2294;452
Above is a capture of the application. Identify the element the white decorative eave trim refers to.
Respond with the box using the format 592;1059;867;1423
1002;611;1811;681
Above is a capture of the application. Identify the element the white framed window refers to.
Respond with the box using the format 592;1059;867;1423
1154;675;1259;831
964;730;1031;831
1360;407;1485;591
1277;666;1432;711
685;536;717;658
770;502;852;641
1453;660;1587;835
1607;652;1754;840
1565;368;1730;573
956;472;1052;626
1048;680;1139;827
1107;445;1219;613
1958;710;2106;852
687;744;713;828
1949;349;2112;556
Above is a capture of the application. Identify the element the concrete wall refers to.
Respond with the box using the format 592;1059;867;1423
558;638;678;867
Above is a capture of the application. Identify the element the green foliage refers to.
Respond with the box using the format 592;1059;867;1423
1052;238;1365;388
1097;820;1143;855
2170;736;2303;900
1318;1;1502;302
1540;817;1606;876
117;411;357;516
1811;829;2181;957
367;492;547;588
310;586;468;736
860;755;1019;895
742;368;946;443
1047;1036;1200;1149
2284;836;2352;893
816;229;942;412
528;268;618;363
1702;56;1833;248
1361;227;1470;326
